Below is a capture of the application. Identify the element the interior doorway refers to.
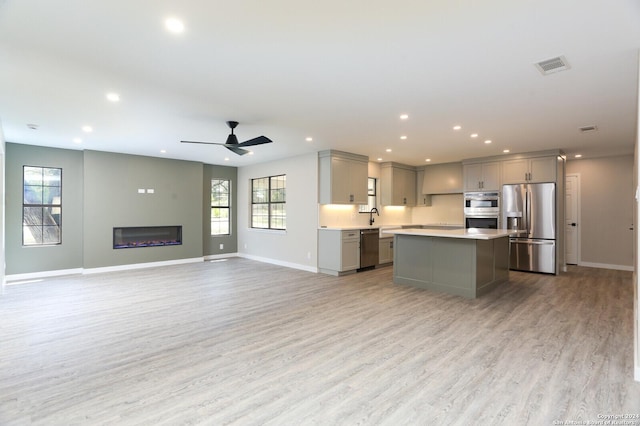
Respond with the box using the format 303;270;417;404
565;173;580;265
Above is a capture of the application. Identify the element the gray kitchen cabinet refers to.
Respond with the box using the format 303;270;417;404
318;229;360;275
379;237;393;265
318;150;368;204
381;162;416;206
502;156;556;184
463;161;501;191
421;162;463;194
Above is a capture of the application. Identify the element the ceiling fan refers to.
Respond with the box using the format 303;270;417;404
181;121;272;156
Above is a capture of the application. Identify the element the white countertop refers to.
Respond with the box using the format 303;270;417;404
318;223;464;231
318;226;379;231
382;228;518;240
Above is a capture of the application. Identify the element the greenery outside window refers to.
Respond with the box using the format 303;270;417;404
211;179;230;236
251;175;286;230
359;177;377;213
23;166;62;246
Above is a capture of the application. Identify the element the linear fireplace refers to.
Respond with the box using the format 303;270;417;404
113;226;182;249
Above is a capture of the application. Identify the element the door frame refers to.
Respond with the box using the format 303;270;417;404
565;173;581;265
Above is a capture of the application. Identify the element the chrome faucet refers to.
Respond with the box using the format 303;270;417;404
369;207;380;226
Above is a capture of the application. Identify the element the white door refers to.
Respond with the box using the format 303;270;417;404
565;174;579;264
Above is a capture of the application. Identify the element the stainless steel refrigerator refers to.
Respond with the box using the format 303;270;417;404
502;183;556;274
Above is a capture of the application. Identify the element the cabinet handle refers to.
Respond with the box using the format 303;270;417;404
403;197;407;204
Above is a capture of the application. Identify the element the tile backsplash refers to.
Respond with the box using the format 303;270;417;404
318;193;463;227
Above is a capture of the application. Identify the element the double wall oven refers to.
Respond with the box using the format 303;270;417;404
464;191;499;229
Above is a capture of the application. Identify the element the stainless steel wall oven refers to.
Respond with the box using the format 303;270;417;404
464;191;499;229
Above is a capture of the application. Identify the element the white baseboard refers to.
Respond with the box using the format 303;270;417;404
579;261;634;271
83;257;204;275
238;253;318;273
204;253;239;261
4;254;317;283
6;268;84;283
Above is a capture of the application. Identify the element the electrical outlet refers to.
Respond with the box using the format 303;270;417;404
219;243;224;250
307;252;311;259
244;244;247;249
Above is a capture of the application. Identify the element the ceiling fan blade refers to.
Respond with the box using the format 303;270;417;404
225;145;249;156
238;136;273;147
181;122;270;156
180;140;226;146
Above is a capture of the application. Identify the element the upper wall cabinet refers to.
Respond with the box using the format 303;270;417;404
381;162;416;206
502;156;556;184
318;150;369;204
463;161;501;191
421;162;463;194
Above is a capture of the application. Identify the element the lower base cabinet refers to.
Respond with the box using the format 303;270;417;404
379;237;393;265
318;229;360;276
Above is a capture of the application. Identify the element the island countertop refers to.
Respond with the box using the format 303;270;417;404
382;228;518;240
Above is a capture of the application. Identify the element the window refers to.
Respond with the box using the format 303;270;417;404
23;166;62;245
358;177;377;213
211;179;230;236
251;175;286;230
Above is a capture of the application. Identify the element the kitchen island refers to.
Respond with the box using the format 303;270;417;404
382;228;516;298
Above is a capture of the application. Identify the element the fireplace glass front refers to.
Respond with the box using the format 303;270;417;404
113;226;182;249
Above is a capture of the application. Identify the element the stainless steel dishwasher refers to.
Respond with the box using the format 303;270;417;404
359;229;379;270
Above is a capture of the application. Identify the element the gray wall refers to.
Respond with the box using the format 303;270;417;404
566;154;634;268
203;164;238;256
5;143;84;274
4;145;234;275
83;150;203;269
0;125;5;290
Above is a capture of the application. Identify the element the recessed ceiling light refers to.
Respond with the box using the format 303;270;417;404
106;92;120;102
305;137;313;142
470;133;478;138
400;114;409;120
453;125;461;130
575;154;582;158
82;125;93;133
386;148;392;152
377;158;383;161
484;140;492;144
503;149;510;153
73;138;82;144
425;158;431;162
248;151;254;155
165;17;185;34
160;149;167;154
224;157;230;161
400;135;407;140
26;123;39;130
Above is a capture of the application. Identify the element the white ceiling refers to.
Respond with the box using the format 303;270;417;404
0;1;639;167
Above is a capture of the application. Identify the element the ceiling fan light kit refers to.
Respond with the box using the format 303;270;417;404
181;121;272;155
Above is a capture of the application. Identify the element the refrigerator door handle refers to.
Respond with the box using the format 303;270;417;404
510;239;555;245
525;189;530;234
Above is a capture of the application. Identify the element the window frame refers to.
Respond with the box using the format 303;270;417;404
251;174;286;231
210;178;231;236
22;165;63;246
358;177;377;213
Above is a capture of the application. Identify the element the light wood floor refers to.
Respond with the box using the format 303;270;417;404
1;259;638;425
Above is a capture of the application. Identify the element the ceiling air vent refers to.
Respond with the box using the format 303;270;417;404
535;55;570;75
579;125;598;133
